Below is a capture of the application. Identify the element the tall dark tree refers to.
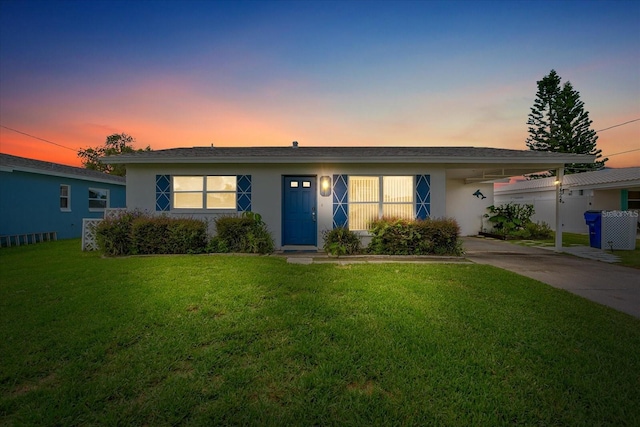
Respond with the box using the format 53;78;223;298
526;69;606;175
526;70;562;153
78;133;150;176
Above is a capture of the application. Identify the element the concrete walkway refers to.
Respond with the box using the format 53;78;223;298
285;253;471;266
462;236;640;319
509;239;621;263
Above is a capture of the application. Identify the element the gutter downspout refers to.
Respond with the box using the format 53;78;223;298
555;167;564;252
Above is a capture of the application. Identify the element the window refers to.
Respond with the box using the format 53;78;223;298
628;191;640;210
60;185;70;211
173;176;236;209
349;176;413;230
88;188;109;210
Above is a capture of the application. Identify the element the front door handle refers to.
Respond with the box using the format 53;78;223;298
312;207;316;222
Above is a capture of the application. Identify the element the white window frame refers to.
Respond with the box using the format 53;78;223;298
88;187;109;212
60;184;71;212
172;176;237;211
349;175;414;231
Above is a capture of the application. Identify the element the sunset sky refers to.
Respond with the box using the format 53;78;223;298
1;0;638;168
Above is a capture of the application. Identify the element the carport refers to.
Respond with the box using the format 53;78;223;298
446;154;593;250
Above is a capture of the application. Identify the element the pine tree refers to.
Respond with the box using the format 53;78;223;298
526;70;562;154
526;70;606;176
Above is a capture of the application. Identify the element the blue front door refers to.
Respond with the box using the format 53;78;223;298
283;176;317;245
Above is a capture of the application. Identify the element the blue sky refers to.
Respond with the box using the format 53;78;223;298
1;0;638;167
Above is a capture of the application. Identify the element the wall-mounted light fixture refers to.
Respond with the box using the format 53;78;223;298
320;176;331;197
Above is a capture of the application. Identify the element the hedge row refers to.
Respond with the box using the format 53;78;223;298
96;211;459;257
131;217;207;255
207;212;274;254
95;210;274;256
368;217;461;255
321;217;462;256
96;211;208;256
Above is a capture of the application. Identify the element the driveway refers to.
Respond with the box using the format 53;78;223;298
462;237;640;319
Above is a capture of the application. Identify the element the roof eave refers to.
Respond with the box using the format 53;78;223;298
2;165;126;185
570;180;640;191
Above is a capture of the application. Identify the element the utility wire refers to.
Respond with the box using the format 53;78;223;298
596;118;640;133
603;148;640;157
0;125;77;152
596;119;640;158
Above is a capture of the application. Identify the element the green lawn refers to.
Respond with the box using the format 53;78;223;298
1;240;639;426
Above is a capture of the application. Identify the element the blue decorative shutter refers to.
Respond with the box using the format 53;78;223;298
237;175;251;212
156;175;171;211
415;175;430;219
332;174;349;228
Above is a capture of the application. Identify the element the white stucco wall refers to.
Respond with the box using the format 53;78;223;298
445;179;494;236
494;188;623;233
125;163;487;248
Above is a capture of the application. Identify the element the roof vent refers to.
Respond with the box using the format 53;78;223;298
292;141;298;148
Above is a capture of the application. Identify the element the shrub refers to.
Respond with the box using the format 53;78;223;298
131;216;207;255
368;218;418;255
527;221;553;239
484;204;552;240
96;210;207;256
322;227;361;257
168;219;208;253
367;217;461;256
414;217;461;255
210;211;274;254
205;236;229;253
510;221;553;240
484;203;535;237
95;209;146;256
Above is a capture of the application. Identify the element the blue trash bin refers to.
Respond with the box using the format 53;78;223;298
583;210;602;249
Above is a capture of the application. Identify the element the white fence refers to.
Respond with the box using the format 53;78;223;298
81;219;103;251
81;209;128;251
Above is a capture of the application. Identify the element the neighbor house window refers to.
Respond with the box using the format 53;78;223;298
60;184;71;211
88;188;109;210
628;191;640;210
173;176;236;209
349;176;413;230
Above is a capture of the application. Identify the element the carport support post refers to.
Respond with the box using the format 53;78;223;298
555;167;564;251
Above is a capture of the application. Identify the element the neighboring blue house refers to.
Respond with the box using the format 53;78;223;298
0;153;126;243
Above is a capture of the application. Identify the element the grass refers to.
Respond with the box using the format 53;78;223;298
2;240;640;426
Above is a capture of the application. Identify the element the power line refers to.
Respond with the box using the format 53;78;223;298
596;118;640;133
596;119;640;158
0;125;77;152
604;148;640;157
